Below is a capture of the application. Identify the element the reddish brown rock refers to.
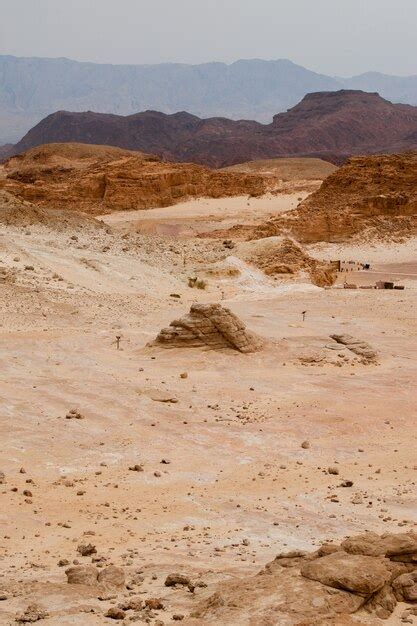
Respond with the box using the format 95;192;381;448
0;143;267;215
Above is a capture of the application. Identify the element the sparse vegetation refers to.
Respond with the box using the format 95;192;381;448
188;276;207;290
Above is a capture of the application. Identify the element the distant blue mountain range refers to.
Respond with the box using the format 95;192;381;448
1;55;417;144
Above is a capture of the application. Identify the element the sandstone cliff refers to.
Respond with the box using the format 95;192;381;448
0;143;267;214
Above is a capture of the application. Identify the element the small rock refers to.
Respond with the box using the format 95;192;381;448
145;598;164;610
77;543;97;556
105;607;125;620
16;603;48;623
129;464;144;472
65;409;84;420
328;467;339;475
165;573;194;591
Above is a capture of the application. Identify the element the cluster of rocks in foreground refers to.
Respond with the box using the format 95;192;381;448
190;531;417;625
9;531;417;624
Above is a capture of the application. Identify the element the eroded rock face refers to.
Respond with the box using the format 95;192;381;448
152;304;263;353
235;237;337;287
272;153;417;243
0;143;267;215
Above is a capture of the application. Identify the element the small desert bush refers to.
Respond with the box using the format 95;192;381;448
188;276;207;290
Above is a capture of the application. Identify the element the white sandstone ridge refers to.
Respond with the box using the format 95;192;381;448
151;303;263;353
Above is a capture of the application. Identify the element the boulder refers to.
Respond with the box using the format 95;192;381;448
301;552;391;595
342;532;417;559
392;571;417;602
97;565;125;588
65;565;98;585
165;573;194;591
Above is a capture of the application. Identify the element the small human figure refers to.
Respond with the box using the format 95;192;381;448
115;335;121;350
302;310;307;322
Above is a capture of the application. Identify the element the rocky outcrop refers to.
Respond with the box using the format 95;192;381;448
207;152;417;244
235;237;337;287
152;304;263;353
300;552;391;595
330;334;378;363
273;152;417;243
6;91;417;168
0;143;267;215
188;532;417;624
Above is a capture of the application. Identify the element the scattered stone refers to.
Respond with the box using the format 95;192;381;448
301;440;310;449
138;388;178;403
77;543;97;556
16;603;48;623
129;464;144;472
65;409;84;420
165;573;194;592
105;607;125;620
327;467;339;475
145;598;164;610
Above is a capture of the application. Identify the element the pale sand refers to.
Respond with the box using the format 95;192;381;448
0;206;415;623
99;192;308;236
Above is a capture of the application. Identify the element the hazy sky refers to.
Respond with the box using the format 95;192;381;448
1;0;416;76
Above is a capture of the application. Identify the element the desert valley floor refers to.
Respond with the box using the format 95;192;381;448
0;152;416;624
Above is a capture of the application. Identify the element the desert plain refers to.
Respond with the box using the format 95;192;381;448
0;148;416;625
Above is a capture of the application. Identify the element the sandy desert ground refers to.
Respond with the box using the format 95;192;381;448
0;185;416;624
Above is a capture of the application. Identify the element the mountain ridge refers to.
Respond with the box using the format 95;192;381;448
6;90;417;168
2;54;417;144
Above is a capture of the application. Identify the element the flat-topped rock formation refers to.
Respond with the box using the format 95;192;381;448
0;143;267;215
152;303;263;353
